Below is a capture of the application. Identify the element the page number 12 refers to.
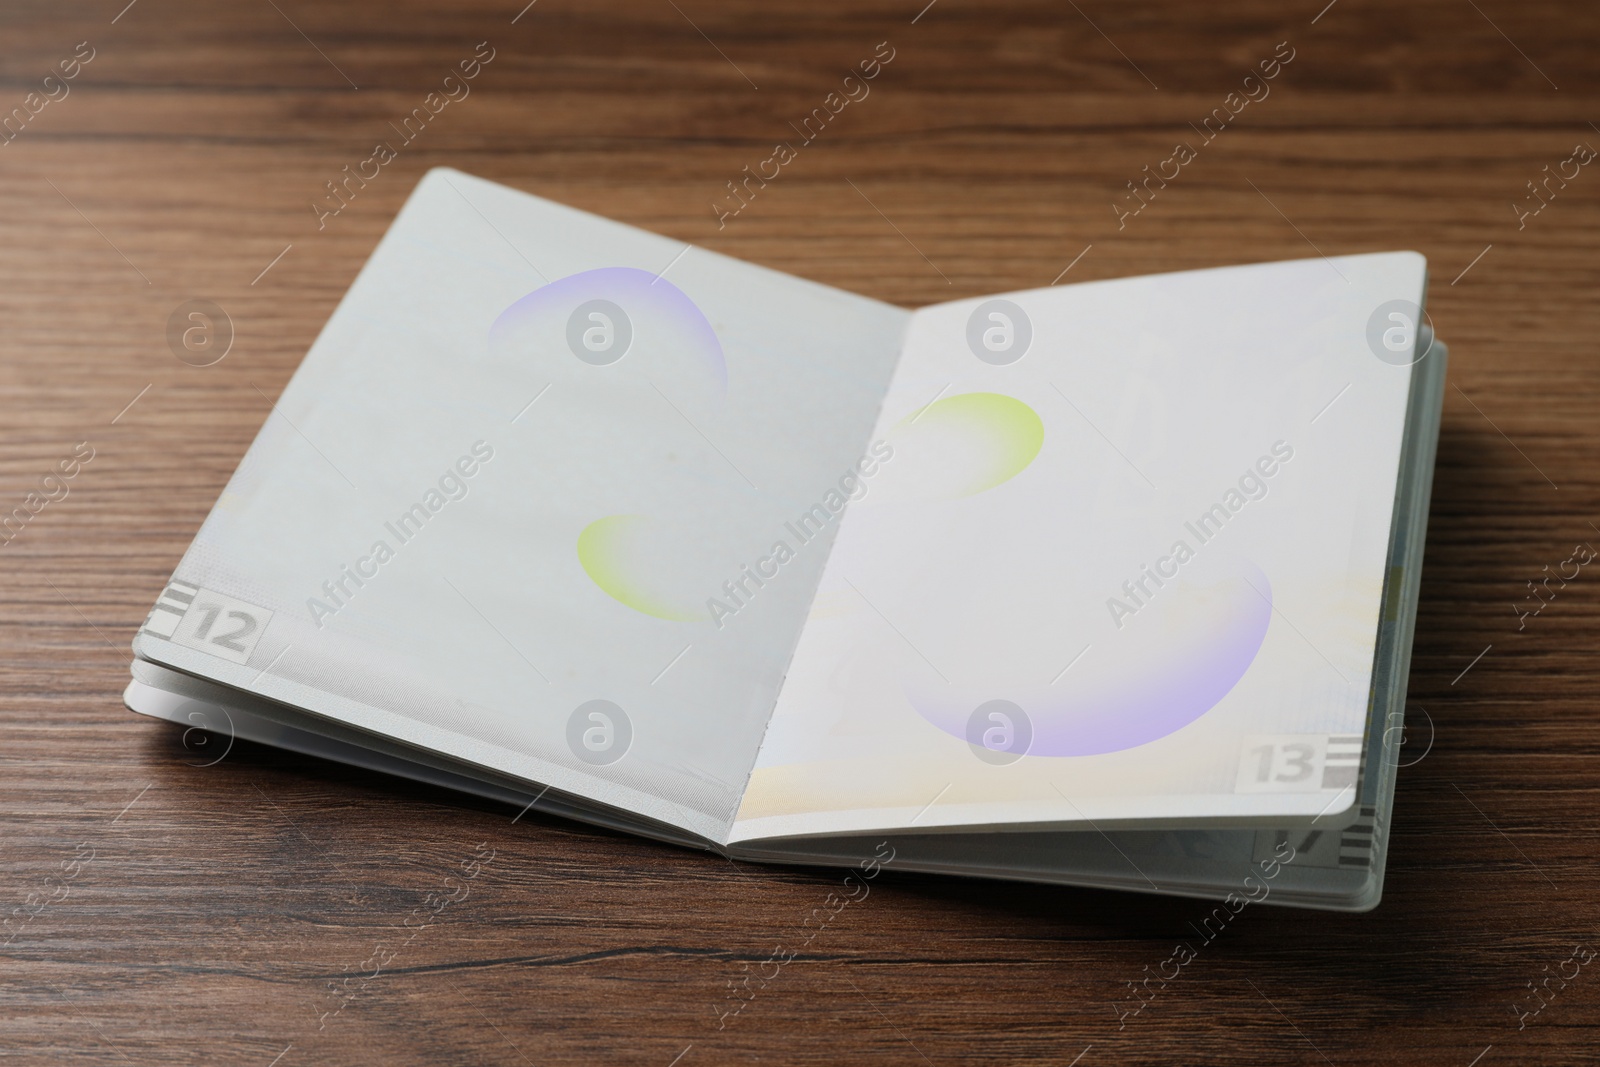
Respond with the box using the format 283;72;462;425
171;588;273;665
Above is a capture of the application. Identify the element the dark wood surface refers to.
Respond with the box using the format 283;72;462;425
3;0;1599;1063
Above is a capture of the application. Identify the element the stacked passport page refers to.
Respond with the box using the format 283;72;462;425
128;168;1445;912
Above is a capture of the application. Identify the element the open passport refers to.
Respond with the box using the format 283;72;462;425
127;168;1445;912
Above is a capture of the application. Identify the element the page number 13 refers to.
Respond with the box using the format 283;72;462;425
1236;735;1329;793
1251;742;1315;783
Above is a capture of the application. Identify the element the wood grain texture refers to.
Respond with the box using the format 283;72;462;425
2;0;1598;1063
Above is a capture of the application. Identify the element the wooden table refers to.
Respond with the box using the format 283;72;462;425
3;1;1597;1063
